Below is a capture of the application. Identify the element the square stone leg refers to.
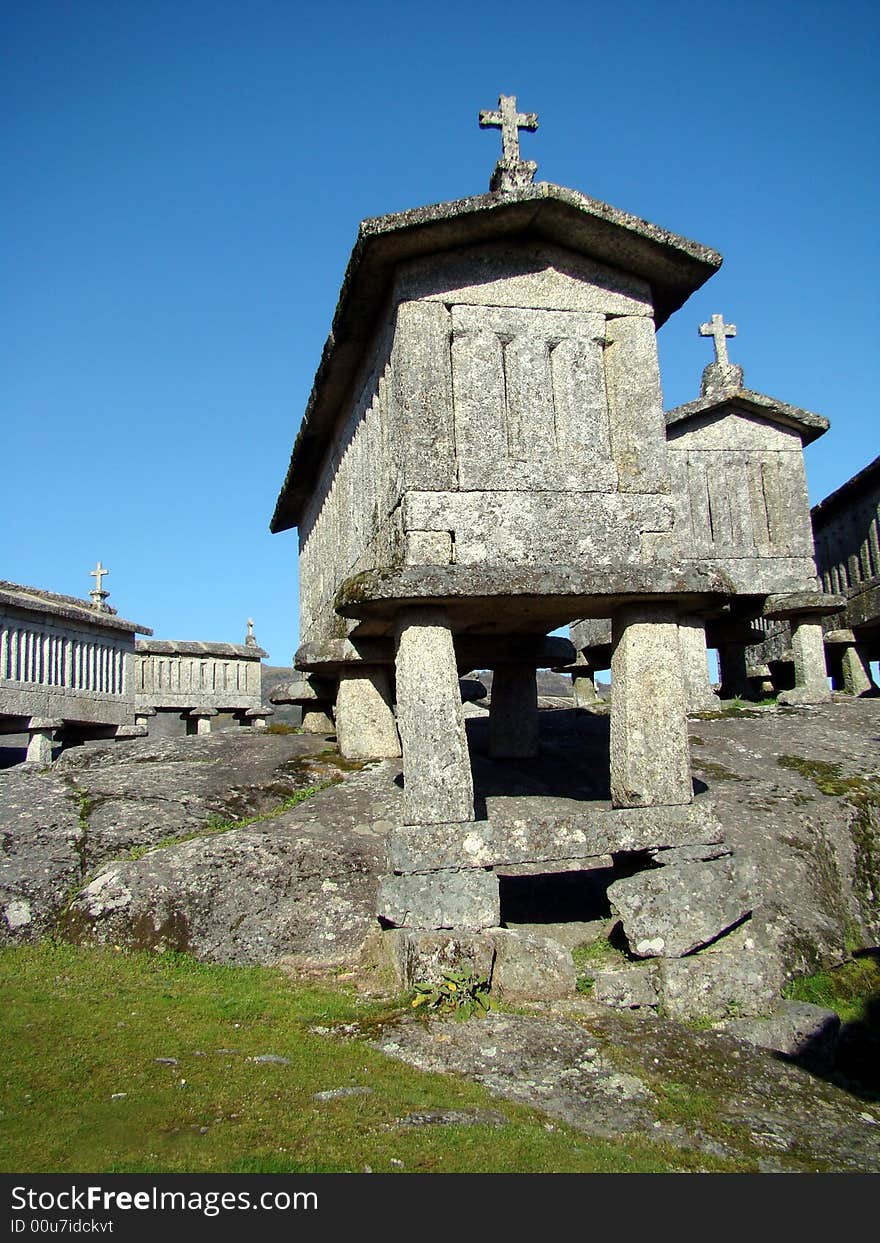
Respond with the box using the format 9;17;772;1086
841;643;876;696
717;642;749;700
779;619;831;705
572;657;600;706
394;607;474;825
679;615;720;712
335;666;401;759
610;605;693;808
26;717;62;764
489;665;538;758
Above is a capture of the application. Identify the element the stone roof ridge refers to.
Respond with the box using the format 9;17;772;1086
0;580;152;634
665;386;830;446
135;638;267;659
811;454;880;521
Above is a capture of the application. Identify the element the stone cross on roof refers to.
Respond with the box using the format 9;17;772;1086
89;560;110;611
699;313;737;368
245;617;257;648
479;94;539;193
698;314;744;396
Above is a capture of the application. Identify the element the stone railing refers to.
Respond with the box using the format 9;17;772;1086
0;622;127;697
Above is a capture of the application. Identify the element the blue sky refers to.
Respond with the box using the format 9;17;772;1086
3;0;877;664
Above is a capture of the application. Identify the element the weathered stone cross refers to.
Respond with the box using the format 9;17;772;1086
699;314;737;367
479;94;539;165
90;561;109;593
89;560;110;611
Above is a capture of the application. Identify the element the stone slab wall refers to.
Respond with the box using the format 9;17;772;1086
297;321;401;644
813;463;880;606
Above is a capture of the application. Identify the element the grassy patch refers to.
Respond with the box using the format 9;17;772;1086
691;760;741;782
783;955;880;1026
0;942;731;1174
572;937;631;993
265;723;302;735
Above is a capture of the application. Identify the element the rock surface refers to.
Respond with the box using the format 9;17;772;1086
2;697;878;985
1;730;379;952
371;1008;880;1172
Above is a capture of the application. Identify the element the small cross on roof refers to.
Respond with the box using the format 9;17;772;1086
699;313;737;368
479;94;539;192
89;560;110;611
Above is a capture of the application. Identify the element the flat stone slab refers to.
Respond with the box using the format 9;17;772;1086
607;856;754;958
384;803;724;874
377;870;500;931
657;927;784;1021
590;965;660;1009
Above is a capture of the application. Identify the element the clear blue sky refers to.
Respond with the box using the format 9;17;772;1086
3;0;877;665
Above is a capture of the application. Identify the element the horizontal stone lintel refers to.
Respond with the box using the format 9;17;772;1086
385;804;724;874
335;564;733;631
823;629;858;645
762;591;847;619
295;634;577;671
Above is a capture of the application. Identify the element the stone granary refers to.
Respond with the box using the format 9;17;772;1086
272;95;735;829
270;97;852;1001
570;315;844;709
812;454;880;693
133;619;271;736
746;455;880;696
0;569;151;762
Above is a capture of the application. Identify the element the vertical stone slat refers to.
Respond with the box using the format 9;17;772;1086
604;315;668;494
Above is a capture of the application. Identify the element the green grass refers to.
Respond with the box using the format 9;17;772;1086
0;942;736;1174
783;954;880;1025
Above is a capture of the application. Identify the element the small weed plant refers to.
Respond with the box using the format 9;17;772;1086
411;968;494;1021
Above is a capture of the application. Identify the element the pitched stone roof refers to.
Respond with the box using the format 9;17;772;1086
665;387;829;445
811;454;880;523
0;580;152;635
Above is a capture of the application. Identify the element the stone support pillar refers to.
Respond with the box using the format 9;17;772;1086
488;665;538;759
287;675;336;733
244;707;274;731
840;643;876;697
335;666;401;760
134;707;156;730
779;619;832;705
394;607;474;825
678;615;721;713
610;606;693;808
26;717;62;764
191;708;218;736
717;642;750;701
571;657;600;707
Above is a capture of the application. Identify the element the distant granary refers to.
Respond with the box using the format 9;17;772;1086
812;455;879;693
0;568;151;762
570;316;843;708
746;455;880;695
133;619;271;736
